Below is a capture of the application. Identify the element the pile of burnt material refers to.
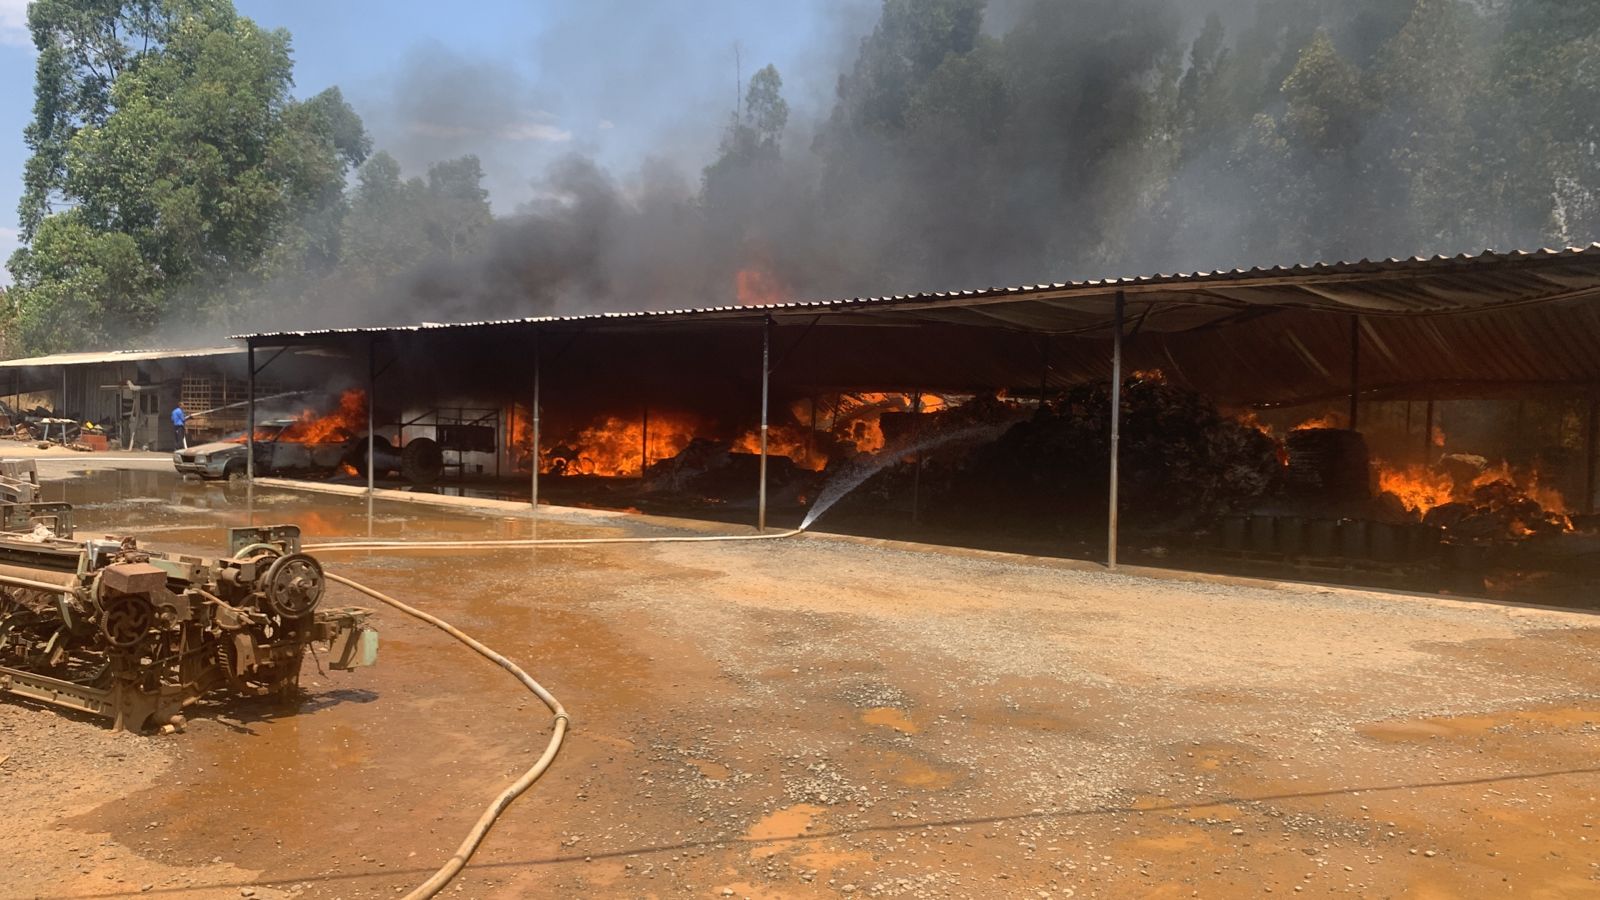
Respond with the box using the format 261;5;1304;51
931;377;1282;530
1223;436;1582;568
1283;428;1370;505
1419;454;1573;541
643;438;810;504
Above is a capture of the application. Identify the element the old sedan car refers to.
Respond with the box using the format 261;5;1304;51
174;420;442;483
173;419;351;480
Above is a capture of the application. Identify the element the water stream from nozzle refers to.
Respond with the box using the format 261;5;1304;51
798;422;1012;531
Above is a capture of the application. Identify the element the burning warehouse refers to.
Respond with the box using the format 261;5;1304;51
233;246;1600;601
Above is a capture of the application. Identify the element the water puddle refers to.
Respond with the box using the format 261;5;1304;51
689;758;730;781
745;803;827;842
859;706;919;734
1357;705;1599;743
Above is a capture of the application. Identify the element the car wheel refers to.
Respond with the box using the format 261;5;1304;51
223;459;246;482
400;438;444;485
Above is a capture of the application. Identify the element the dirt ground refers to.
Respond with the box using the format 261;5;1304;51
2;467;1597;899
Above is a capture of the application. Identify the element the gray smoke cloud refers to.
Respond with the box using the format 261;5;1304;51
219;0;1595;337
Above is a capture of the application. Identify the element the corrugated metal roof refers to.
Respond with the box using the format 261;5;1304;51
232;245;1600;341
0;347;243;369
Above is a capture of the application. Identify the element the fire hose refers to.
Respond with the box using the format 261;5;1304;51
303;532;802;892
306;528;804;554
326;572;569;900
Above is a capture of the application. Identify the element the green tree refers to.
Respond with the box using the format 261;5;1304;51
1370;0;1491;249
827;0;985;136
1496;0;1600;243
702;64;790;198
17;0;171;242
340;151;490;291
1281;31;1370;155
7;0;368;351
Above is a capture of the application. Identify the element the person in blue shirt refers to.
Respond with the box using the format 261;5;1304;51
171;404;188;450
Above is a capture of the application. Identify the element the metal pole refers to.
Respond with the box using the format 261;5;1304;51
1108;291;1125;570
246;342;256;518
808;395;818;469
758;315;771;533
911;392;923;526
1586;396;1598;516
1348;315;1360;431
1423;398;1435;465
1039;336;1050;404
641;405;650;477
366;340;376;498
530;333;541;512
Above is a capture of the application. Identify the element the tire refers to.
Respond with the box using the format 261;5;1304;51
348;436;394;477
223;459;246;482
400;437;444;485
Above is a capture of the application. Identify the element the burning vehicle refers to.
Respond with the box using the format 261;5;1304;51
0;461;375;732
174;418;348;479
174;390;444;484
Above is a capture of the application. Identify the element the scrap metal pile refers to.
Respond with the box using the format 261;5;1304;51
0;460;376;732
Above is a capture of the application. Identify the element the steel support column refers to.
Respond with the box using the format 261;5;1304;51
366;339;376;498
246;341;256;516
758;315;772;533
1423;399;1435;465
1348;315;1361;431
531;332;541;512
641;405;650;476
1586;396;1598;516
1039;336;1051;404
1107;291;1125;570
911;392;924;526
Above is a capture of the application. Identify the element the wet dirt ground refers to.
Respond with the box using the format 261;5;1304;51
3;466;1598;899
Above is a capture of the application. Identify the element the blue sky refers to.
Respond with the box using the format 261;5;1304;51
0;0;874;284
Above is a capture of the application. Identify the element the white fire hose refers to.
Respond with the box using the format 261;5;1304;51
327;572;569;900
307;528;803;554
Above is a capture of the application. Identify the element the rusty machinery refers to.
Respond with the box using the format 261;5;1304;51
0;460;376;732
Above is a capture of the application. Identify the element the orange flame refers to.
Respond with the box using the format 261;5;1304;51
1471;461;1568;515
1376;463;1455;515
1376;458;1572;527
281;389;367;443
732;424;824;470
232;389;368;444
736;267;786;306
1292;411;1346;431
1233;410;1274;438
538;412;701;477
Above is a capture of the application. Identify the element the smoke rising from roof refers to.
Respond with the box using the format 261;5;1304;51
222;0;1599;336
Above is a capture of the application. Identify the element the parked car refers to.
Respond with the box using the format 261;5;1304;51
174;420;348;480
174;420;442;484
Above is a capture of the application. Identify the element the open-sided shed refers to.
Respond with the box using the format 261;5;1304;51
236;245;1600;562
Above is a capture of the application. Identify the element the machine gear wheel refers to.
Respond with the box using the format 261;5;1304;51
99;594;155;648
262;553;325;619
